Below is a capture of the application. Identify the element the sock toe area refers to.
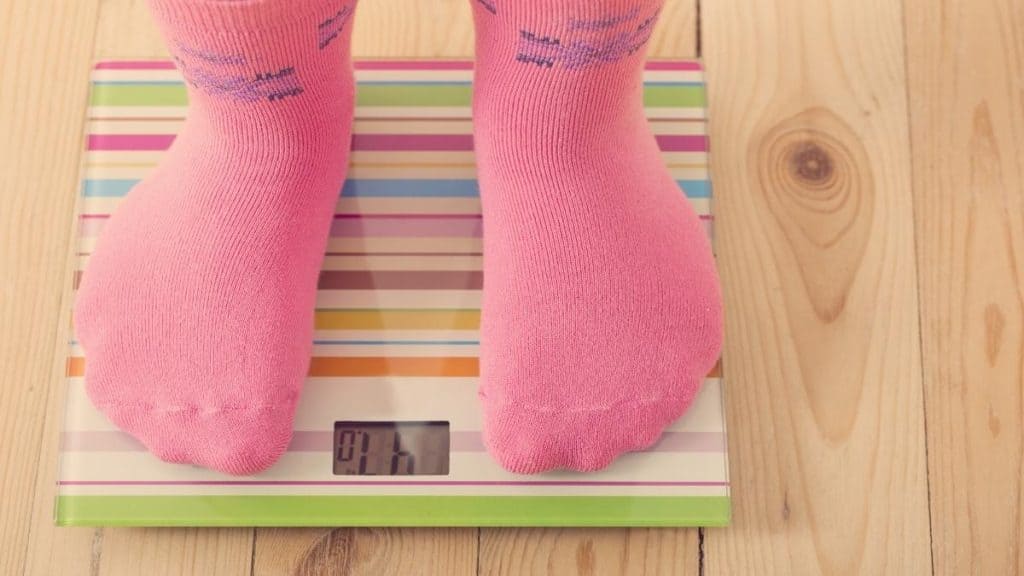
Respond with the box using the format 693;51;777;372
98;401;297;476
80;342;303;476
481;383;699;474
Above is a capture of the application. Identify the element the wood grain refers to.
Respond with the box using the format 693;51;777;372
92;0;696;60
252;528;477;576
479;528;699;576
95;529;254;576
0;1;101;574
903;0;1024;574
700;0;932;573
22;333;98;576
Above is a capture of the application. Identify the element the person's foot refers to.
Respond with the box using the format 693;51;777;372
470;0;723;473
74;0;358;475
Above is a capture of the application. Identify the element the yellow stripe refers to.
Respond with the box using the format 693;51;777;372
315;309;481;330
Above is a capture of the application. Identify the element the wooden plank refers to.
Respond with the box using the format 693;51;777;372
22;327;100;576
903;0;1024;574
95;529;253;576
252;528;477;576
699;0;932;573
46;5;259;576
479;528;700;576
0;1;101;575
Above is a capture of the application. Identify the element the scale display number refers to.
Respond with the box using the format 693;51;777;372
333;421;450;476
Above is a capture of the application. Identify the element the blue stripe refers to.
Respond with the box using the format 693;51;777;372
342;180;480;197
83;179;137;197
84;179;711;199
679;179;711;198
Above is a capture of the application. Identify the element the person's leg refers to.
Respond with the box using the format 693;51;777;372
469;0;722;473
75;0;358;475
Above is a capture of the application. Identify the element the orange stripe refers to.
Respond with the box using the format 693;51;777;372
68;356;712;379
316;309;480;330
707;360;723;378
67;357;85;377
309;356;478;377
66;356;478;378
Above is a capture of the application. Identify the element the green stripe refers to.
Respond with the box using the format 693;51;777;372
645;84;705;108
356;84;472;107
57;495;730;527
91;84;189;106
89;83;705;108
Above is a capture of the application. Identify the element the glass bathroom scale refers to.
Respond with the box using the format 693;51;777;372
56;59;729;527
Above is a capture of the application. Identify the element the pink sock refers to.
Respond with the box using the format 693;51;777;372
470;0;723;473
74;0;357;475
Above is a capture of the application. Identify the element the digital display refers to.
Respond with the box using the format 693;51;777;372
333;421;450;476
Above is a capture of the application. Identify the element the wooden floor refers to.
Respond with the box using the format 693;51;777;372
1;0;1022;574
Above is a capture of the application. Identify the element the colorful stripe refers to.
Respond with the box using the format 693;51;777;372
317;270;483;289
67;354;723;379
82;178;712;199
315;308;480;330
56;495;729;527
95;60;704;72
329;216;482;238
89;82;705;109
60;480;727;487
87;133;708;153
62;430;726;454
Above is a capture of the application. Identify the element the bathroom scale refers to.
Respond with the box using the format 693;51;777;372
55;59;729;527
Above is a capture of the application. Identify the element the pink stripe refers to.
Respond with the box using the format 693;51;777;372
645;61;703;71
95;61;177;70
62;431;143;452
89;134;175;151
89;133;701;153
59;480;727;487
90;134;475;153
330;217;482;238
62;431;725;453
85;115;478;122
96;60;699;72
354;60;474;70
336;214;482;220
69;248;503;257
78;218;105;237
324;252;485;257
352;134;473;151
87;115;702;124
657;135;707;152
